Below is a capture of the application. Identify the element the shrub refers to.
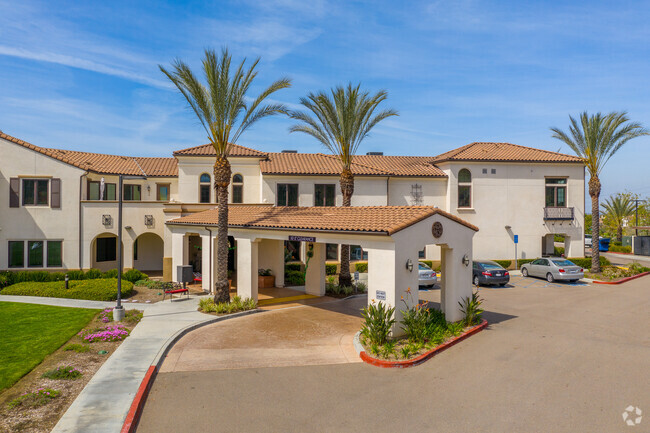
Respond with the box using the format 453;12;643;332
1;279;134;301
567;256;610;270
64;343;90;353
401;302;429;342
49;272;66;281
258;268;272;276
419;260;433;268
122;269;148;283
355;262;368;273
517;259;535;267
553;247;565;256
360;301;395;346
84;268;103;279
103;269;119;278
459;291;484;326
493;260;512;269
355;282;367;293
0;273;9;288
326;263;338;275
134;279;176;291
608;244;632;253
284;270;305;286
66;270;86;280
199;296;257;314
42;365;82;380
285;263;302;272
8;388;60;409
80;324;130;343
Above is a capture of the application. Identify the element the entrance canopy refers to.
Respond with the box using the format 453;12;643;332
166;205;478;333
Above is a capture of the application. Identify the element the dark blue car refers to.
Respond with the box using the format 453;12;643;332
472;260;510;287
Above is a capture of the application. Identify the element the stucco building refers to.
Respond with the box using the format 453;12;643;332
0;131;585;278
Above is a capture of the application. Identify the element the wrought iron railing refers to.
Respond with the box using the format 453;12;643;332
544;207;574;220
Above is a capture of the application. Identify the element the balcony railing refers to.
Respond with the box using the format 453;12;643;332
544;207;574;220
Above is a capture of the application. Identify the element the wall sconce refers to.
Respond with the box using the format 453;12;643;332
147;185;151;194
462;254;470;267
406;258;413;272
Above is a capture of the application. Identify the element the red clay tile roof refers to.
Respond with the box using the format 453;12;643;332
431;142;582;164
1;131;178;176
173;143;268;157
260;153;446;177
167;205;478;234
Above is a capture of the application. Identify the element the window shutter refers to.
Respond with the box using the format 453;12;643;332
51;178;61;208
9;177;19;207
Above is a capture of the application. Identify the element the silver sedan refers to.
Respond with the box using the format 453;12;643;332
418;262;437;287
520;257;584;283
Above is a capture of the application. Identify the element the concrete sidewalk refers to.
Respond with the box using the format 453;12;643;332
20;294;256;433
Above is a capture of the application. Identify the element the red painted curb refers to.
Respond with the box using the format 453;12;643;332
592;271;650;285
360;319;488;368
121;365;157;433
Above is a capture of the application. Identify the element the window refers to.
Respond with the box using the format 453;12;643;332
157;183;170;201
418;248;425;259
350;245;368;261
123;184;141;201
133;238;138;261
47;241;62;267
458;169;472;208
22;179;49;206
326;243;339;260
277;184;298;206
315;184;335;206
232;174;243;203
96;237;117;262
199;173;211;203
8;241;24;268
284;241;301;261
28;241;44;267
545;178;567;207
410;184;423;205
88;181;116;200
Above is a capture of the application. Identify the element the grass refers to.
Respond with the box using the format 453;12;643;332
0;302;100;392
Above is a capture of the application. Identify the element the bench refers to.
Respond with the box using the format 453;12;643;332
163;286;190;301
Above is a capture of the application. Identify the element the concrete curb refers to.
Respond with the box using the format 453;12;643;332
120;308;263;433
358;319;488;368
592;271;650;285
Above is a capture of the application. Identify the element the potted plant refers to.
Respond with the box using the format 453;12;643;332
258;268;275;289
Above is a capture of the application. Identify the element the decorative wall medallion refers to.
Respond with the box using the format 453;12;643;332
432;221;443;238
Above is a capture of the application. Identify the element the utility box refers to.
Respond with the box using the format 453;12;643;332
177;265;193;284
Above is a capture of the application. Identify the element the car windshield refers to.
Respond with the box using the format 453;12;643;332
418;263;431;270
481;263;503;270
552;259;575;267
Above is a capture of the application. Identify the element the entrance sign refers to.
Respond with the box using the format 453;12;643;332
354;271;359;281
514;235;519;244
288;235;316;242
376;290;386;300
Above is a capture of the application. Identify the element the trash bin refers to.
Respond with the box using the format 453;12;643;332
598;238;611;252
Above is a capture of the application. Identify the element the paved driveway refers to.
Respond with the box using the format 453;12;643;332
138;276;650;433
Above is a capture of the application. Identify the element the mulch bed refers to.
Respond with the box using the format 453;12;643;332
0;311;142;433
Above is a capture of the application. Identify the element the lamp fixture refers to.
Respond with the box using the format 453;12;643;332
504;225;511;230
406;258;414;272
462;254;470;267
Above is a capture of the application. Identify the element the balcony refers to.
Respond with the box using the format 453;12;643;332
544;207;574;221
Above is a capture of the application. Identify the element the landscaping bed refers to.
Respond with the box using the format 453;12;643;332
0;306;142;433
325;275;367;298
198;295;257;315
585;263;650;282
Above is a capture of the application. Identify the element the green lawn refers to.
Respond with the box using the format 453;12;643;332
0;302;100;391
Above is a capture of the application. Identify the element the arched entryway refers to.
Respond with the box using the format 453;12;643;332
90;233;123;272
133;233;164;272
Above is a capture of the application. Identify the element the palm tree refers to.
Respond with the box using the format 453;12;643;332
601;194;636;242
160;48;291;303
551;112;647;272
290;83;398;286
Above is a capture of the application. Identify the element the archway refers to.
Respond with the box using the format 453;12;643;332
90;233;123;272
133;233;164;272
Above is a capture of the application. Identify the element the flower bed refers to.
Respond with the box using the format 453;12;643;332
7;388;60;409
586;263;650;282
80;324;130;343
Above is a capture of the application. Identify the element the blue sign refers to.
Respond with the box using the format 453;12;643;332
514;235;519;244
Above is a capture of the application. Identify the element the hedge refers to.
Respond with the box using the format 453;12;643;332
285;263;302;272
419;260;433;268
0;268;147;286
608;244;632;253
326;264;338;275
284;270;305;286
0;279;134;301
492;260;512;268
354;262;368;273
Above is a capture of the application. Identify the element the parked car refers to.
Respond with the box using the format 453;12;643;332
472;260;510;287
584;234;592;248
520;257;583;282
418;262;437;288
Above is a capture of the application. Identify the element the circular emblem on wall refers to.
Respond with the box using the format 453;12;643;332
432;221;443;238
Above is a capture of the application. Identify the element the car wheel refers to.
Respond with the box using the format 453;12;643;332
522;268;528;277
473;275;480;286
546;273;554;283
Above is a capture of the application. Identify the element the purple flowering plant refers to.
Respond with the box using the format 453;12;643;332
8;387;61;409
79;324;130;343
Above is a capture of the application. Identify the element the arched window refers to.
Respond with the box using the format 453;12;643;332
458;168;472;208
199;173;211;203
232;174;243;203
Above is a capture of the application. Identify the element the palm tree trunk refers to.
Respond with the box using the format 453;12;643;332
214;157;232;303
589;176;601;273
617;225;623;243
338;168;355;287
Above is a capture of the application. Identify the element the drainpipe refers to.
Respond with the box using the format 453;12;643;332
78;172;89;269
206;227;213;294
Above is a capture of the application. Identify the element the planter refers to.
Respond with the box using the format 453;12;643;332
258;275;275;289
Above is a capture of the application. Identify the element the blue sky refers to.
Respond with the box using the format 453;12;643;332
1;0;649;201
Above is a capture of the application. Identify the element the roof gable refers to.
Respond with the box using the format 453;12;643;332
173;143;267;157
431;142;582;164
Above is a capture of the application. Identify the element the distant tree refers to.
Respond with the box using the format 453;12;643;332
601;193;636;242
289;83;398;286
551;112;648;272
160;48;291;303
584;214;592;235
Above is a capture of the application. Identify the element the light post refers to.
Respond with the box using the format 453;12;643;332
113;174;146;322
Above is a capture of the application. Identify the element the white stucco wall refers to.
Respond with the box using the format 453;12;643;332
387;178;447;207
84;173;178;202
0;138;85;270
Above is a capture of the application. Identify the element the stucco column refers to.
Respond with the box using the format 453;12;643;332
440;245;473;322
162;224;173;282
305;242;326;296
201;233;212;293
236;238;259;302
82;240;93;270
123;231;135;270
171;232;185;282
